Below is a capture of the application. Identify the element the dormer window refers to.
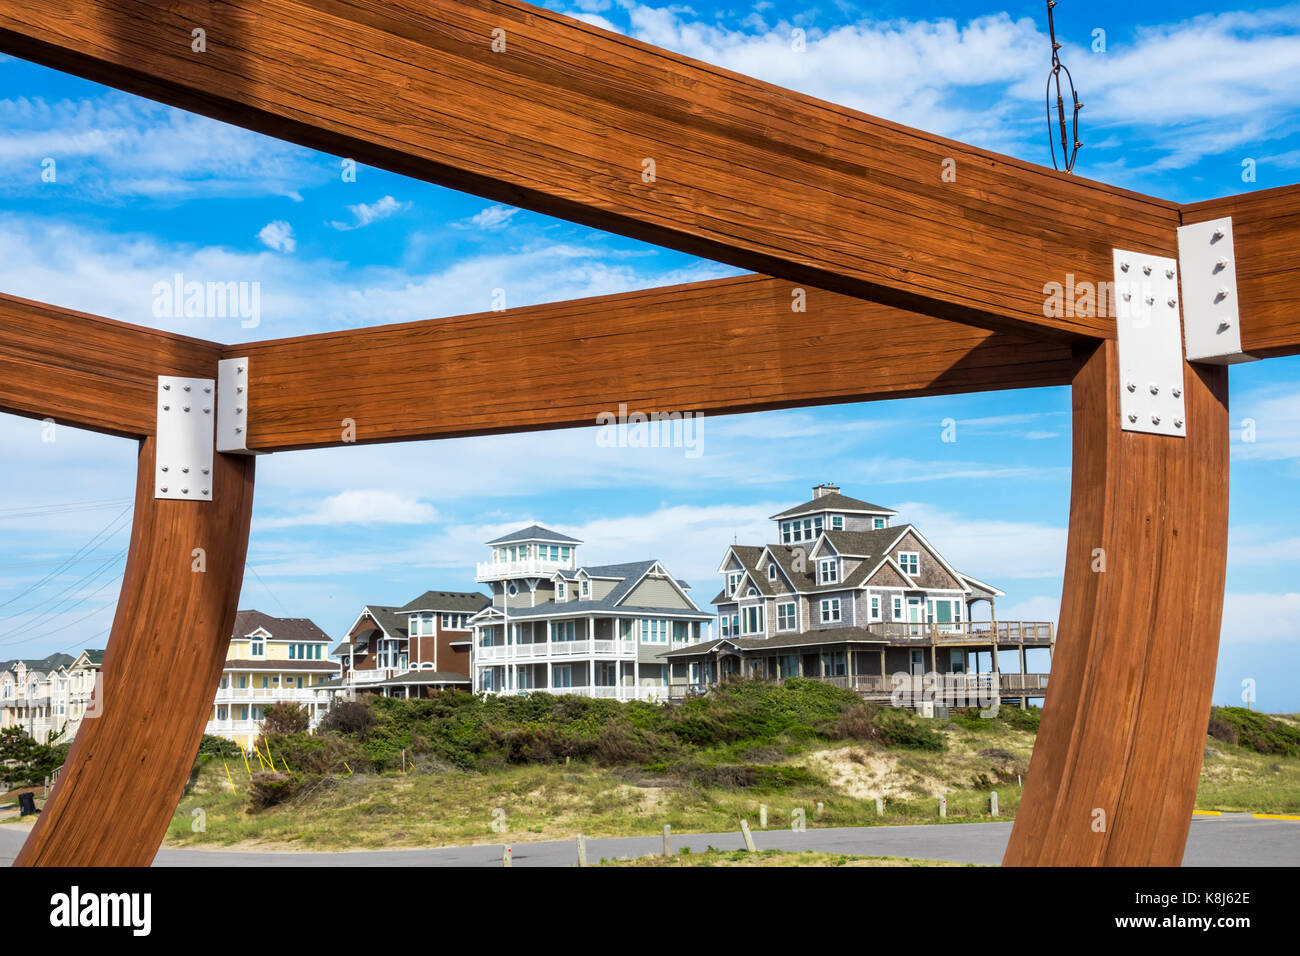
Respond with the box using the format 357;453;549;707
831;514;844;530
581;579;590;598
556;580;567;600
250;637;265;657
726;571;742;595
767;563;777;581
873;517;887;530
818;558;839;585
507;581;519;597
898;551;919;576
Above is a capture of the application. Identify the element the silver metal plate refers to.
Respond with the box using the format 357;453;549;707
1176;217;1254;364
156;376;215;500
1113;250;1187;438
217;357;255;454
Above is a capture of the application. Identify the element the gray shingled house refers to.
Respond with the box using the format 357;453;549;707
661;484;1055;709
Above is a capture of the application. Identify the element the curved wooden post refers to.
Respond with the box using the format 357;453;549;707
1004;340;1229;865
14;438;254;866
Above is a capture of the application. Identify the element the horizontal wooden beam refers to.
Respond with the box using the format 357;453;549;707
1181;185;1300;359
225;275;1074;452
0;293;222;438
0;0;1181;342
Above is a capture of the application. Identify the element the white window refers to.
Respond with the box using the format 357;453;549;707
720;615;731;637
869;595;882;621
727;571;742;595
892;595;903;620
552;664;573;689
581;579;590;598
831;514;844;530
507;581;519;596
820;598;842;624
777;602;796;631
556;580;567;600
781;521;793;544
742;605;764;635
768;563;777;581
873;517;887;530
250;639;265;657
898;551;920;576
641;619;668;643
818;558;838;585
551;620;577;642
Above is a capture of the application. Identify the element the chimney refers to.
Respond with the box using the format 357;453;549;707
812;482;839;499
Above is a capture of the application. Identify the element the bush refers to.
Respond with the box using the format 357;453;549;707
249;771;298;810
261;703;310;736
1209;707;1300;756
320;700;377;738
196;734;243;758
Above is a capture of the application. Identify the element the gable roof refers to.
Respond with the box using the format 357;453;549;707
770;492;897;520
399;590;491;614
233;610;331;644
0;653;75;675
486;524;582;545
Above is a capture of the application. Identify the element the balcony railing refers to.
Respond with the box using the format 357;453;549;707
476;557;576;580
475;639;639;661
840;621;1055;644
668;671;1050;701
486;684;667;702
214;687;322;703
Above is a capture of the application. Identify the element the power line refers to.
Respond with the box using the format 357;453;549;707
0;503;133;612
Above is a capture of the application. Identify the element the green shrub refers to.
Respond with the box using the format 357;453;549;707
1209;707;1300;756
249;771;297;810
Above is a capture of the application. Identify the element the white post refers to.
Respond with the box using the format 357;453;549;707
576;833;588;867
990;791;999;816
740;820;756;852
663;824;672;856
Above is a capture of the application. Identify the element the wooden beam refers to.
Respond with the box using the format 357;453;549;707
1004;340;1229;866
0;293;222;438
224;275;1075;452
14;436;255;867
0;0;1181;341
1181;184;1300;358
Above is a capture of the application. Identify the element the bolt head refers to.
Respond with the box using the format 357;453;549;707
1128;414;1138;423
1151;416;1161;425
1120;261;1130;272
1165;269;1175;279
1174;419;1184;429
1143;265;1152;276
1172;387;1182;398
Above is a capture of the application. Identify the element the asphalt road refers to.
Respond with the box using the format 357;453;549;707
0;813;1295;866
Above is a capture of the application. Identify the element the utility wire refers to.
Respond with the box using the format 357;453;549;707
0;503;133;611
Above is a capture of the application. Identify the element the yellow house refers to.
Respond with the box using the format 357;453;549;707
206;610;338;750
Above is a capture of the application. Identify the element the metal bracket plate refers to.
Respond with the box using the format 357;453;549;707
156;376;215;500
217;357;257;454
1176;217;1255;365
1113;250;1187;438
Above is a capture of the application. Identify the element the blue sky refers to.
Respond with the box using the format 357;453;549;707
0;1;1297;708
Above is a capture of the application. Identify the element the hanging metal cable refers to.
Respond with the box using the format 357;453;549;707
1044;0;1083;173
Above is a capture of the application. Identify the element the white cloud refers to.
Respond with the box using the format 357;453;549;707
256;490;438;529
330;195;411;231
0;93;325;200
458;204;519;230
257;220;296;253
1220;592;1300;643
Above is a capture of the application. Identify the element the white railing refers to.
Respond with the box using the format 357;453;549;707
475;639;638;661
214;688;322;702
535;685;666;702
476;557;575;580
346;670;394;684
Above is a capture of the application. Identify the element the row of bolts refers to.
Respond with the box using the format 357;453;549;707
157;370;245;496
